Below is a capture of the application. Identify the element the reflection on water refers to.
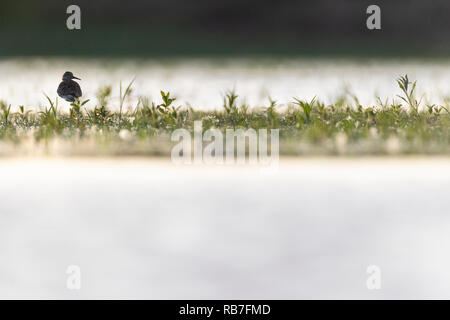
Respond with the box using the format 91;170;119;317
1;58;450;110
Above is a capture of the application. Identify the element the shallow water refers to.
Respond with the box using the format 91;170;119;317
1;58;450;110
1;158;450;299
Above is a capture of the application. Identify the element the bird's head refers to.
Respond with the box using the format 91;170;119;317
62;71;81;81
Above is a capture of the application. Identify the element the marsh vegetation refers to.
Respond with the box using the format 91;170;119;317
0;75;450;156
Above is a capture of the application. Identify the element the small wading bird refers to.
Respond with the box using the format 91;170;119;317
57;71;82;102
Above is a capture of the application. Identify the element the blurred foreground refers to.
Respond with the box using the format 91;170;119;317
2;71;450;157
1;157;450;299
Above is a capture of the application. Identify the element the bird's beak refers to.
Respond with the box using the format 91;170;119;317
73;76;81;80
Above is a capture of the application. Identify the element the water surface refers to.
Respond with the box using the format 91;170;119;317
1;58;450;110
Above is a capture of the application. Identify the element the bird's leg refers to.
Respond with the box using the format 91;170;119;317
70;98;82;116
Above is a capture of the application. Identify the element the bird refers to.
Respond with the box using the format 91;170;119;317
57;71;82;102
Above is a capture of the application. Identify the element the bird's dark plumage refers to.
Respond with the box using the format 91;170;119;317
57;71;82;102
